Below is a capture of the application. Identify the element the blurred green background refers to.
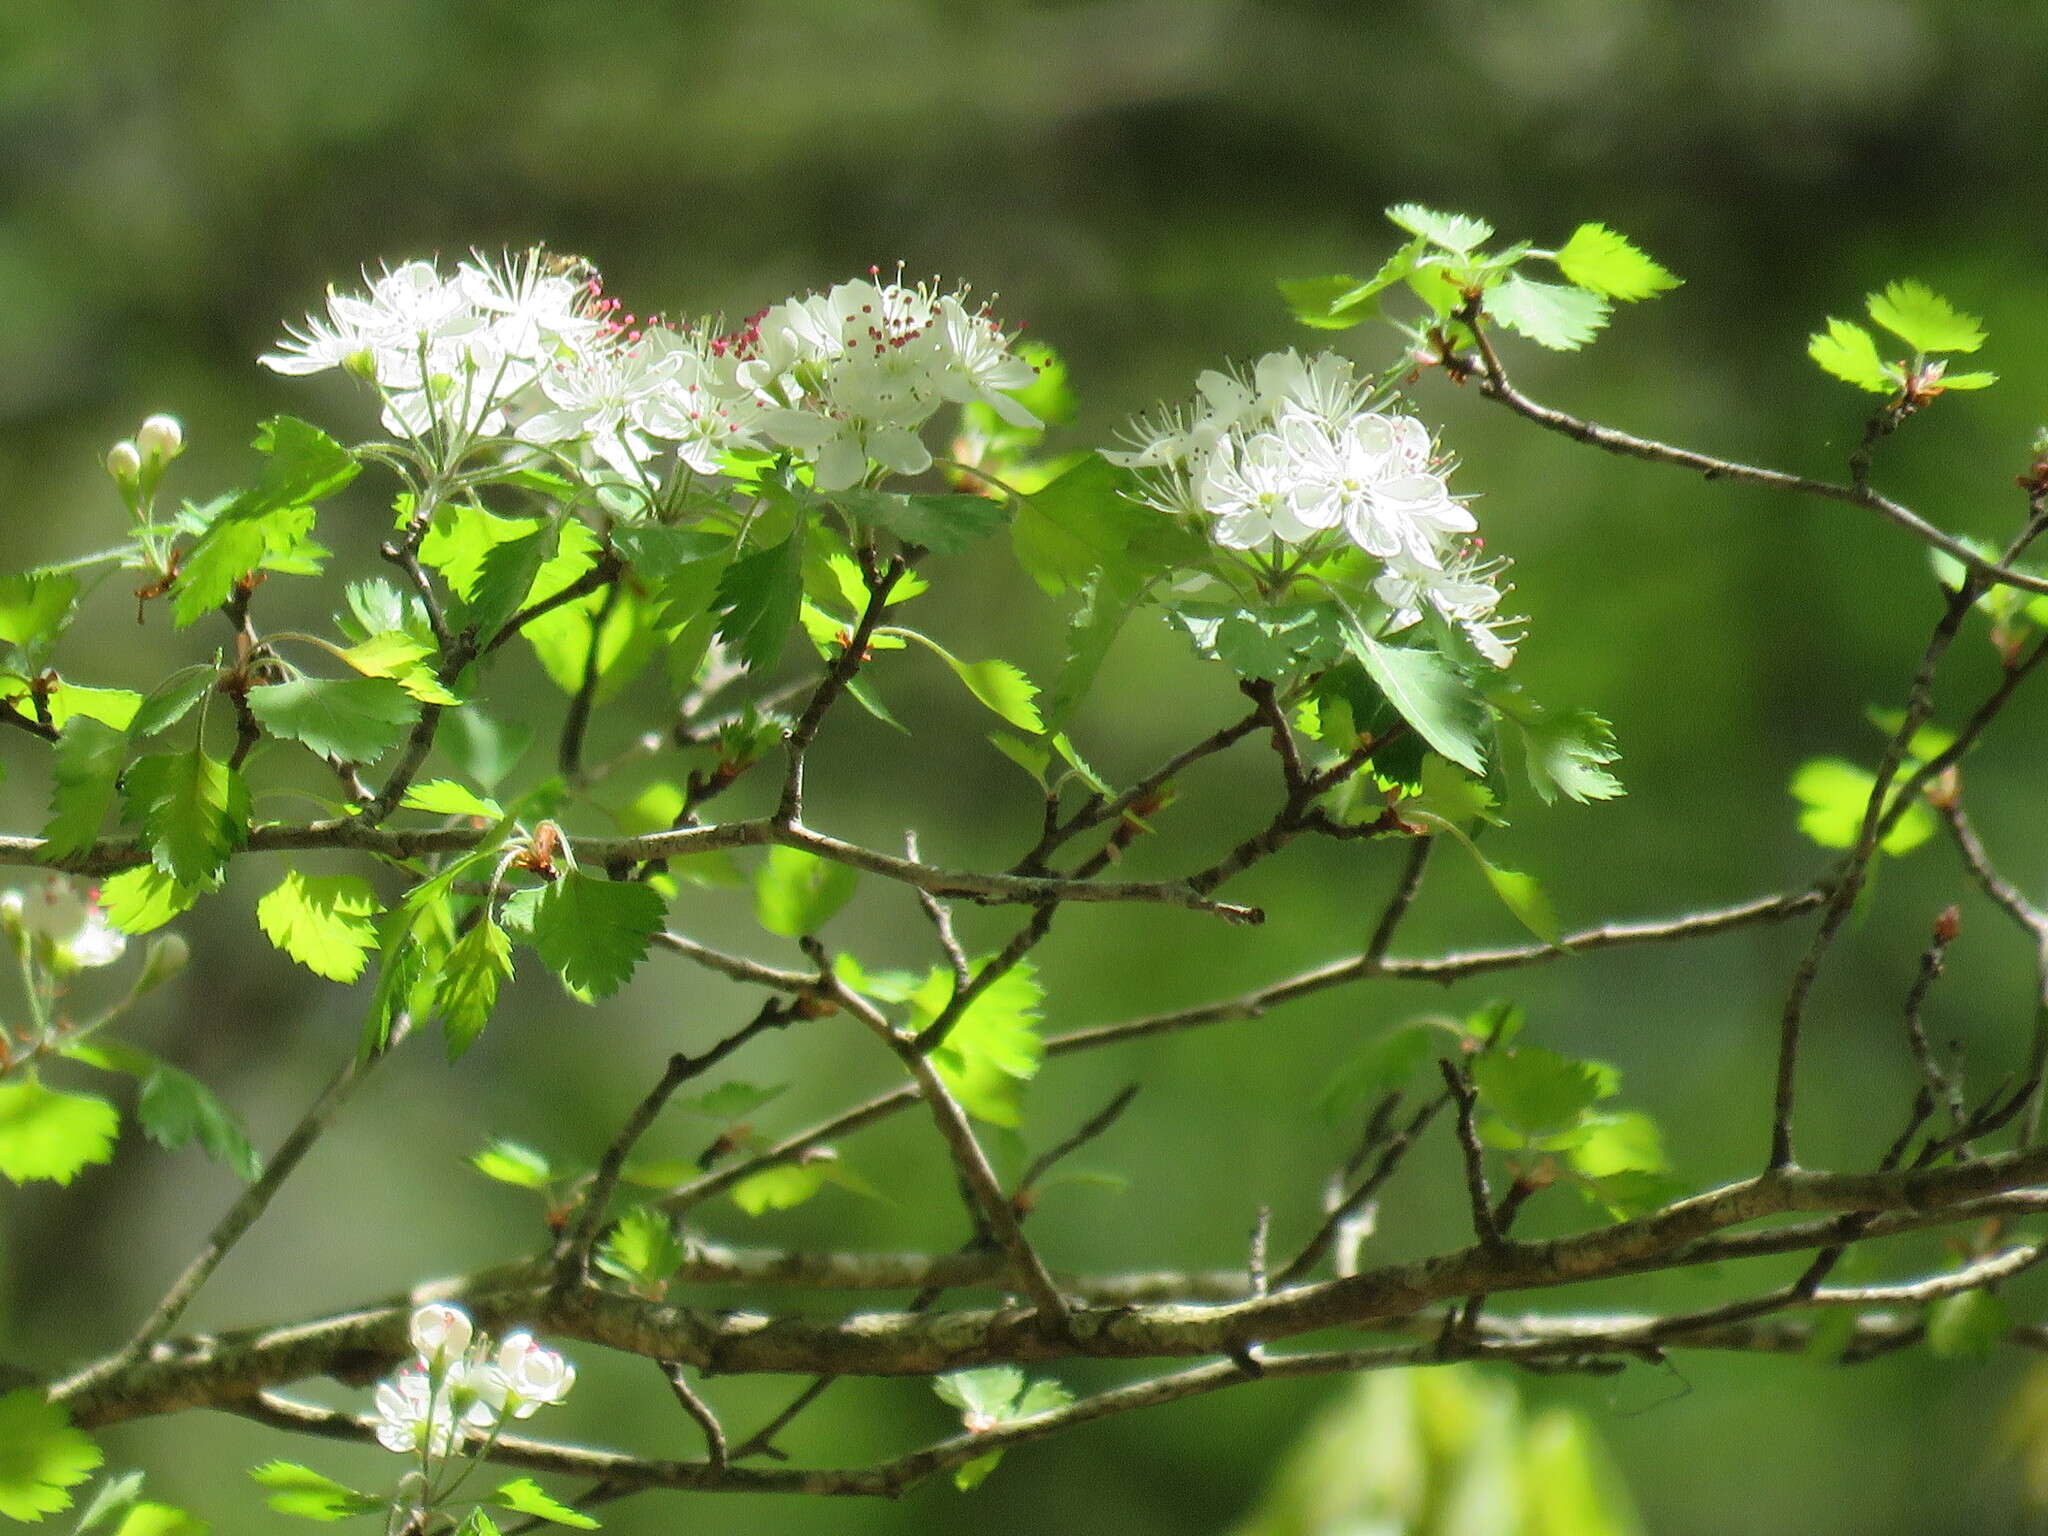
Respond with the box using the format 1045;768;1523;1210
8;0;2048;1530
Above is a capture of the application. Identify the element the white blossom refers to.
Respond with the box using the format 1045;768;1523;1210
482;1331;577;1418
374;1366;458;1456
408;1303;473;1367
13;876;126;968
1374;539;1524;668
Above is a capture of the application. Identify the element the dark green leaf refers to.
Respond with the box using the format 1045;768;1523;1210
713;530;806;671
136;1065;263;1180
44;718;126;859
122;749;250;886
532;871;666;999
833;490;1011;555
246;676;421;763
127;667;216;740
1342;622;1489;775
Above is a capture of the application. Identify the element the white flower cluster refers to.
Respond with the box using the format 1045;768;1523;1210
263;253;1041;492
1108;349;1521;667
0;876;127;968
373;1303;575;1457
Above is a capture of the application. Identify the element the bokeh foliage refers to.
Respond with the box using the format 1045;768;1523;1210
7;2;2048;1531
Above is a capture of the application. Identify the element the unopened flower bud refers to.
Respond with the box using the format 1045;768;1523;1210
137;414;184;462
135;931;189;993
343;348;378;382
106;440;142;485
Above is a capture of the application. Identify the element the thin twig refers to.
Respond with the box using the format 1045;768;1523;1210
122;1015;416;1354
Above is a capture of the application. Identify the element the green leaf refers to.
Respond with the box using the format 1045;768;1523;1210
44;719;126;860
459;1514;504;1536
459;525;555;644
1560;1111;1668;1177
248;1461;383;1521
923;962;1045;1128
731;1161;827;1215
832;490;1011;555
595;1205;687;1294
1866;279;1986;354
531;871;666;999
679;1081;787;1121
122;749;250;886
127;667;216;740
172;505;320;626
1385;203;1493;254
438;918;515;1059
754;846;860;938
1481;272;1611;351
0;1390;103;1522
1927;1287;2010;1362
892;631;1044;732
714;530;806;671
472;1138;554;1189
1317;1023;1438;1119
1934;368;1997;391
491;1480;598;1529
934;1367;1025;1421
336;631;458;705
1470;850;1558;944
1277;274;1377;331
1342;622;1489;775
1553;223;1681;300
1790;757;1933;856
43;684;142;732
256;871;384;983
1514;707;1624;805
401;780;505;820
96;866;200;935
246;676;421;763
136;1066;262;1180
1011;454;1200;596
1807;318;1896;393
0;571;80;658
1472;1046;1611;1140
0;1080;119;1185
242;416;360;509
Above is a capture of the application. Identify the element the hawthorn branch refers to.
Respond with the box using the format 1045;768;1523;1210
1459;312;2048;598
